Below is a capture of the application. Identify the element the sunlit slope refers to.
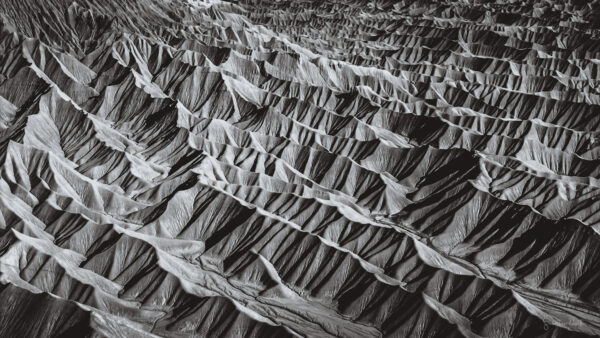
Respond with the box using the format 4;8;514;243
1;0;600;336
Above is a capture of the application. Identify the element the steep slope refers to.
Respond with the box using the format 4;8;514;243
1;0;600;337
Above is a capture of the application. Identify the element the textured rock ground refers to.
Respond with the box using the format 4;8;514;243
1;0;600;337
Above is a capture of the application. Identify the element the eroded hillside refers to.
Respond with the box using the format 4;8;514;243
1;0;600;337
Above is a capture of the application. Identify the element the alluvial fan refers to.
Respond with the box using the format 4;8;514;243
1;0;600;336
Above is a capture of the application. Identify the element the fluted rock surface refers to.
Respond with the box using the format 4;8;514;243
1;0;600;337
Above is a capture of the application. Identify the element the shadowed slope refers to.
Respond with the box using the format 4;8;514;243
1;0;600;337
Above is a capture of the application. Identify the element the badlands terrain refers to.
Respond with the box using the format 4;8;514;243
0;0;600;337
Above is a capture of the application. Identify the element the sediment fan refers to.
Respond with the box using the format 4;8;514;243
0;0;599;336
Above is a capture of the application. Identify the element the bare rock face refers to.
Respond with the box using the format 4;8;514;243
0;0;600;336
